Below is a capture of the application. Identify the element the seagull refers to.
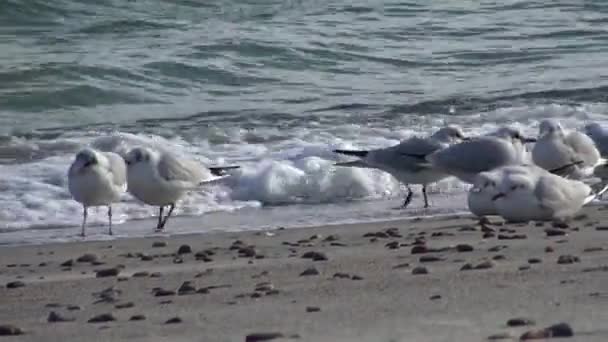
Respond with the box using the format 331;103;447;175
403;127;535;184
492;167;607;222
532;119;603;179
333;125;468;208
584;122;608;157
124;147;239;231
68;148;127;236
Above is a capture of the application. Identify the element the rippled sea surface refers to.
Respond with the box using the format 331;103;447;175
1;0;608;243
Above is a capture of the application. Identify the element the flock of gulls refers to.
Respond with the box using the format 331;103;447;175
68;119;608;237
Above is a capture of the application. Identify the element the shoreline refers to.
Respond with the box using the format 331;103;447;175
1;206;607;341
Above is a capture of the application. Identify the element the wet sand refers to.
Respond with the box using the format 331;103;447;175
1;206;608;341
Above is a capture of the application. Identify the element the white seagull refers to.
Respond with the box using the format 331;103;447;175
333;125;468;208
68;148;127;236
532;119;603;179
584;122;608;157
124;147;239;231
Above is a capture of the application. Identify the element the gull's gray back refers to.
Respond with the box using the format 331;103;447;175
368;137;445;172
104;152;127;187
158;153;207;186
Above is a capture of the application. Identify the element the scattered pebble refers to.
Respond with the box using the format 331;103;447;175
393;263;410;269
488;245;507;252
429;295;441;300
154;289;176;297
411;245;429;254
519;265;531;271
507;317;535;327
150;272;162;278
557;255;580;265
6;281;25;289
456;244;474;252
419;256;443;263
47;311;75;323
545;229;567;237
67;305;81;311
551;222;569;229
96;267;121;278
178;281;197;295
492;255;506;261
306;306;321;312
115;302;135;309
245;332;285;342
152;241;167;248
520;322;573;340
129;314;146;321
60;259;74;267
460;263;473;271
474;261;495;270
583;247;604;252
385;241;400;250
528;258;542;264
412;266;429;275
596;226;608;231
301;251;328;261
165;317;182;324
497;234;527;240
177;245;192;254
333;273;351;279
545;246;554;253
87;313;116;323
172;257;184;264
352;275;364;280
300;267;320;276
132;271;150;278
239;246;258;258
76;253;99;263
0;324;24;336
487;332;514;340
324;235;340;242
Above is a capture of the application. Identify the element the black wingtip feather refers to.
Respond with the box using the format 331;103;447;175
333;149;369;157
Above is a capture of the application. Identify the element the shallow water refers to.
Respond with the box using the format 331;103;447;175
1;0;608;244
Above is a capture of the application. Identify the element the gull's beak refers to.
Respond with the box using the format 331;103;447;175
492;193;505;201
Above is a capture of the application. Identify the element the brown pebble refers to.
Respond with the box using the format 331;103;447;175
60;259;74;267
456;244;474;252
412;266;429;275
88;313;116;323
545;246;554;253
333;272;350;279
245;333;285;342
507;317;535;327
115;302;135;309
497;234;527;240
0;324;24;336
152;241;167;248
47;311;75;323
177;245;192;254
557;255;580;265
6;281;25;289
95;267;120;278
301;251;328;261
129;314;146;321
385;241;400;249
528;258;542;264
545;229;567;237
165;317;182;324
306;306;321;312
76;253;99;263
460;263;473;271
67;305;81;311
429;295;441;300
300;267;320;276
419;256;444;263
154;289;176;297
474;260;495;270
239;246;257;258
411;245;428;254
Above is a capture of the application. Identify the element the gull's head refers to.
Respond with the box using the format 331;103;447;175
471;171;498;194
125;147;154;167
584;122;603;138
492;174;533;201
432;125;468;143
72;148;100;172
493;127;537;144
539;119;564;138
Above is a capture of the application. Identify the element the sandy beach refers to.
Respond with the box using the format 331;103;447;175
1;207;608;342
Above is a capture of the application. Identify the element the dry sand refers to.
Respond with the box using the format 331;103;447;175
1;206;608;341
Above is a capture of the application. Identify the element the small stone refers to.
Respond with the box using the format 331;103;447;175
324;235;339;242
172;257;183;264
385;228;402;238
488;245;507;252
429;295;441;300
150;272;162;278
475;261;495;270
129;314;146;321
460;263;473;271
520;322;573;340
351;275;364;280
507;317;536;327
87;313;116;323
528;258;542;264
385;241;400;249
545;246;554;253
152;241;167;248
492;255;506;261
154;289;176;297
67;305;81;311
0;324;24;336
177;245;192;254
333;272;350;279
245;332;285;342
45;303;62;308
545;229;566;237
301;251;328;261
487;332;514;340
132;271;149;278
300;267;319;276
456;244;474;252
497;234;527;240
96;267;120;278
239;247;257;258
393;263;410;269
115;302;135;309
47;311;75;322
551;221;569;229
412;266;429;275
178;281;197;295
165;317;182;324
60;259;74;267
38;262;48;267
306;306;321;312
519;265;531;271
6;281;25;289
459;225;478;232
557;255;580;265
419;255;443;263
140;254;154;261
411;245;428;254
76;253;99;263
596;226;608;231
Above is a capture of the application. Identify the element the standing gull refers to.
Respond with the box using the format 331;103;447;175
333;125;467;208
68;148;127;236
124;147;239;231
532;119;602;179
403;127;535;184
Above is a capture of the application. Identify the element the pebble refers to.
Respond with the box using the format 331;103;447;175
132;271;150;278
173;257;184;264
488;245;507;252
67;305;81;311
497;234;527;240
519;265;531;271
419;256;443;263
301;251;328;261
333;273;351;279
306;306;321;312
596;226;608;231
87;313;116;323
460;263;473;271
557;255;580;265
178;281;197;295
507;317;536;327
48;311;75;322
459;225;478;232
6;281;25;289
76;253;99;263
154;289;176;297
245;333;285;342
411;245;429;254
583;247;604;253
352;275;364;280
239;247;258;258
140;254;154;261
177;245;192;254
165;317;182;324
152;241;167;248
324;234;340;242
528;258;542;264
456;244;474;252
300;267;320;276
551;221;569;229
60;259;74;267
96;267;121;278
385;241;400;249
115;302;135;309
520;322;573;340
129;314;146;321
545;246;554;253
545;229;567;237
487;332;514;340
393;263;410;269
411;266;429;275
429;295;441;300
150;272;162;278
492;255;506;261
474;261;495;270
0;324;24;336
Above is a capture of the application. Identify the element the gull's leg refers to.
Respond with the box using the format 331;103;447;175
156;206;164;231
107;205;113;236
81;206;88;237
402;185;414;208
159;203;176;229
422;184;429;208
